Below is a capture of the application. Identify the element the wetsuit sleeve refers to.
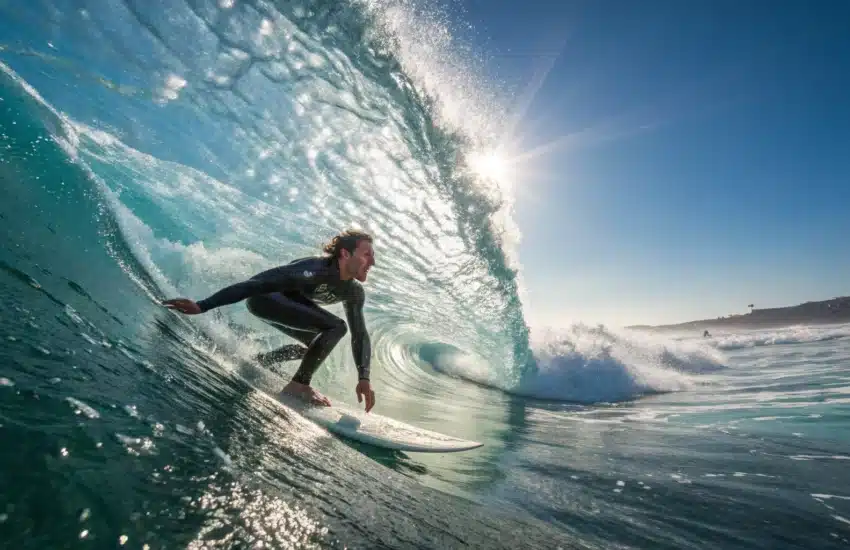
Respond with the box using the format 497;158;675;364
343;283;371;381
196;267;314;313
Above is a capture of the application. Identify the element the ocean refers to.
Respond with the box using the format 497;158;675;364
1;1;849;548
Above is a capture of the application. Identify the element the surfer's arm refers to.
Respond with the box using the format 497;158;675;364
343;283;371;380
196;268;312;312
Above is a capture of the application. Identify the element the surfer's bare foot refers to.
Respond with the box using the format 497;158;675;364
281;380;331;407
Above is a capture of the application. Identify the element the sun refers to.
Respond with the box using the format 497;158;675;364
467;149;513;188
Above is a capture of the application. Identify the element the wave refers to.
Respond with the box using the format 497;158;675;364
418;325;726;403
0;0;534;396
712;324;850;350
0;62;166;304
1;0;731;410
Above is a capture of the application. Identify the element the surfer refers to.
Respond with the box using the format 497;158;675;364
161;229;376;412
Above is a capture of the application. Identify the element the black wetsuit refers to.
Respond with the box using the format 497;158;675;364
196;256;370;385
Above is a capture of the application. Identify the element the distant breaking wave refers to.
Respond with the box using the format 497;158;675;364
710;324;850;350
419;325;726;403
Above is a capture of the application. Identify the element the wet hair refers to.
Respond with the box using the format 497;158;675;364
322;229;373;259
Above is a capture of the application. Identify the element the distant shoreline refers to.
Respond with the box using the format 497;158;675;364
629;296;850;332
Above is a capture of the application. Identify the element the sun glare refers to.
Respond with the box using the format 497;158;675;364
467;150;513;188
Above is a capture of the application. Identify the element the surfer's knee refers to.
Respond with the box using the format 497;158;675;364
326;318;347;342
311;319;346;354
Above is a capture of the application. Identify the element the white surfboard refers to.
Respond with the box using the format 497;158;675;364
275;395;483;453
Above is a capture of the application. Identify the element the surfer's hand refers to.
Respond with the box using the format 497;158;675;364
162;298;202;315
356;380;375;413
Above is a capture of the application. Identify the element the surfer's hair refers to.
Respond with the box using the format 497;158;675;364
322;229;373;259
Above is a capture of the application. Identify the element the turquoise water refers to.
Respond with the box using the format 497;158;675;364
2;1;849;548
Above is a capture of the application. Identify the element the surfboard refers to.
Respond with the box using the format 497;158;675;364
275;394;483;453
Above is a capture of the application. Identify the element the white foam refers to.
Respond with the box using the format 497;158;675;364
511;325;724;403
790;454;850;461
713;324;850;350
74;161;271;358
355;0;503;145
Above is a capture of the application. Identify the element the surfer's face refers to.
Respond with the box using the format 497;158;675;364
342;240;375;282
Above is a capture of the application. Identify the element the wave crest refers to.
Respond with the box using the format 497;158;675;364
419;325;726;403
712;324;850;350
515;325;725;403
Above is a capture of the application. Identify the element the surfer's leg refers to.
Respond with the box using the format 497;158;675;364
247;295;314;365
246;294;347;385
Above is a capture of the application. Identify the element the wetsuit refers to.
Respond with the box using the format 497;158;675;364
196;256;371;385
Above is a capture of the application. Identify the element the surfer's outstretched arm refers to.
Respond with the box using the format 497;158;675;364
344;283;375;412
196;268;314;312
162;266;319;314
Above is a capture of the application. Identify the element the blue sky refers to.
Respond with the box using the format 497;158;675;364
452;0;850;327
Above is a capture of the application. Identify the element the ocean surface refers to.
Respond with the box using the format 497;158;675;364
1;1;849;548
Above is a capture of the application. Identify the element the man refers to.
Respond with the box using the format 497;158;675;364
161;229;376;412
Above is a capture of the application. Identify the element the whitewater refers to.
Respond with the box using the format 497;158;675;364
1;1;849;548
